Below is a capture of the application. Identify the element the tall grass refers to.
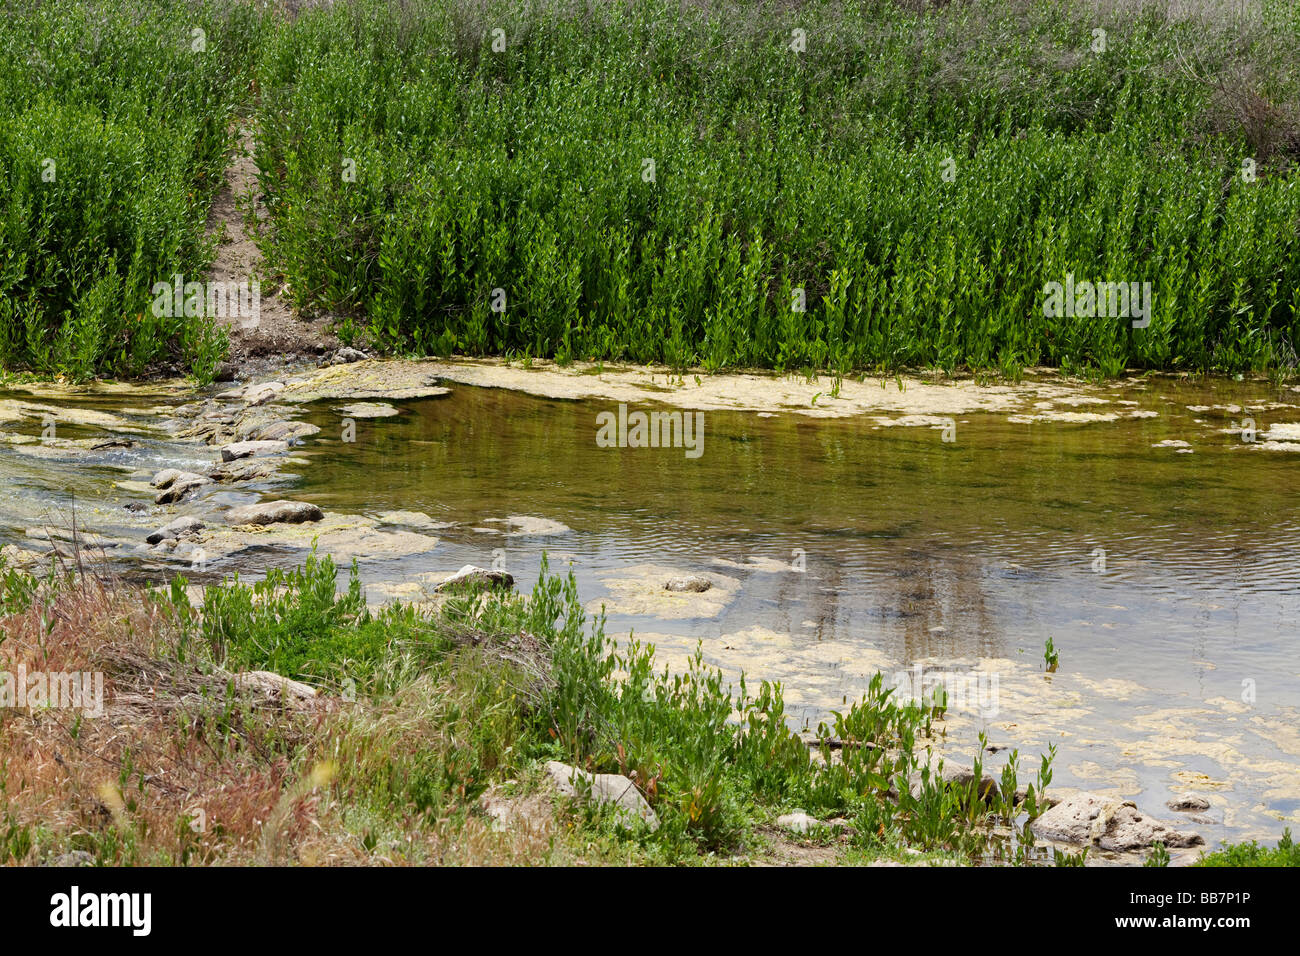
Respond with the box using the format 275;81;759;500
0;0;266;380
252;0;1300;377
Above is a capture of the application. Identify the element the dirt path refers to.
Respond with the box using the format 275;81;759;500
204;125;338;378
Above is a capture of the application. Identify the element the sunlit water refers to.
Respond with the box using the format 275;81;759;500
3;374;1299;851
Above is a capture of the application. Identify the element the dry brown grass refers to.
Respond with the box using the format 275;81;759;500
0;547;587;866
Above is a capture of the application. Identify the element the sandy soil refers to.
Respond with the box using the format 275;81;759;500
204;126;338;376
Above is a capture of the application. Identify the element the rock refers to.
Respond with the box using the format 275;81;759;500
477;515;572;537
939;764;1000;801
228;671;318;707
247;420;320;443
153;471;212;504
1029;791;1203;850
1014;786;1059;808
910;758;1000;802
213;361;237;382
433;565;514;593
151;468;192;489
223;500;323;527
209;458;282;483
544;761;659;831
145;516;205;545
220;439;289;462
242;382;285;406
665;574;713;593
47;850;95;868
90;437;134;450
323;347;368;366
0;544;46;569
336;402;400;419
776;810;822;834
1167;793;1211;813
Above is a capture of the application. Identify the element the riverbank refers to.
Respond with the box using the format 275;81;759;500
2;542;1259;867
2;357;1299;864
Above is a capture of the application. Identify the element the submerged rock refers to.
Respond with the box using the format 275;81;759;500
433;565;514;592
664;574;712;593
223;500;323;527
1029;791;1203;850
477;515;571;537
146;516;205;545
336;402;400;419
590;564;739;620
544;761;659;831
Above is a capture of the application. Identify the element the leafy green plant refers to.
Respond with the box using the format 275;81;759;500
1197;828;1300;866
1145;841;1171;867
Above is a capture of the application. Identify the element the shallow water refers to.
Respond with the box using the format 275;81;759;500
3;372;1300;850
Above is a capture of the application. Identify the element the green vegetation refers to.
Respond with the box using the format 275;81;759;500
3;548;1296;864
1;548;1062;864
0;0;263;380
253;0;1300;377
4;0;1300;381
1197;828;1300;866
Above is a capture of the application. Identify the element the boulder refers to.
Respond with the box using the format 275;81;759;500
223;500;323;527
220;439;289;462
145;516;205;545
544;761;659;831
209;458;281;483
909;758;1000;802
151;468;201;489
1029;791;1203;850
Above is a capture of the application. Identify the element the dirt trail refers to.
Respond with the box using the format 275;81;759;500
204;126;337;377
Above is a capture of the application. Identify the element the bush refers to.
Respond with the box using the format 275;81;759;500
251;0;1300;377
